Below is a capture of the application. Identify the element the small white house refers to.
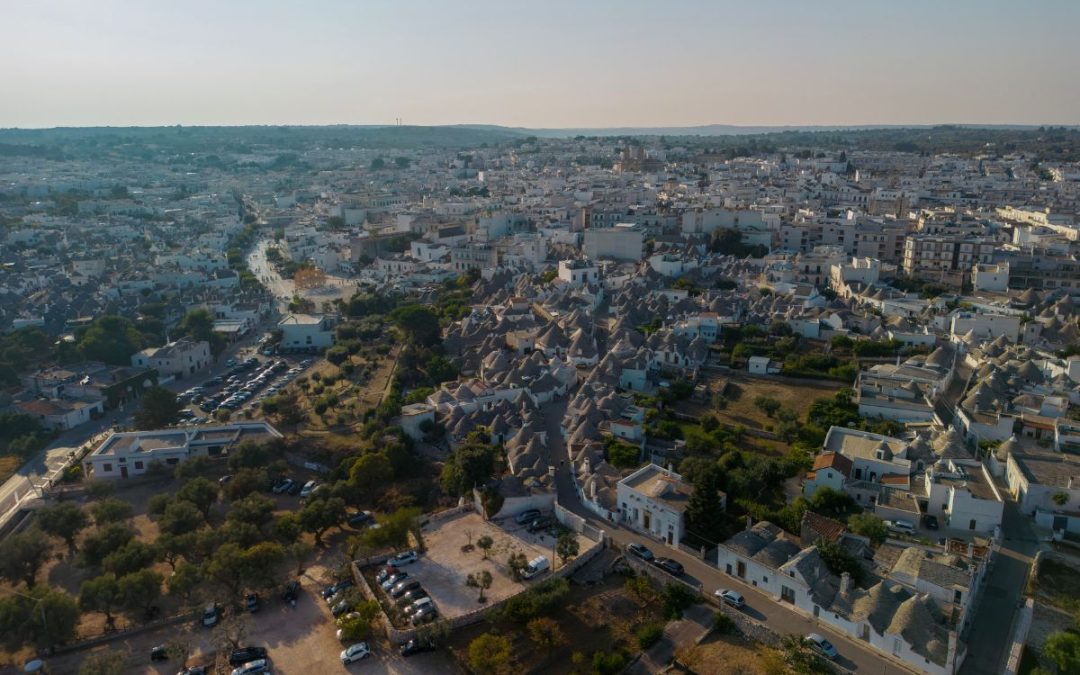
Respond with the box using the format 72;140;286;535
131;338;211;379
278;314;336;351
748;356;780;375
617;464;712;546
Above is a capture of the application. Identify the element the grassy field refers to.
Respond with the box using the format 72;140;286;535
702;373;843;432
0;454;21;485
677;633;792;675
287;347;399;431
447;574;665;675
1033;557;1080;614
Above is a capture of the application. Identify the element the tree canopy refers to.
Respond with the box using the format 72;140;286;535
133;386;181;430
77;315;145;365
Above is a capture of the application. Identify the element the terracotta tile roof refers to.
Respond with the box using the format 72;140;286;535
811;451;853;476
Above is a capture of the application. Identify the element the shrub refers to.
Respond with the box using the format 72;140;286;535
714;611;736;634
636;622;663;649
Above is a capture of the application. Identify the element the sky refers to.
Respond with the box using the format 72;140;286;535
3;0;1079;129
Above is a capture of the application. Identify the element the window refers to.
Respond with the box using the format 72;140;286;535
103;463;112;472
134;461;144;470
969;519;976;530
166;458;180;465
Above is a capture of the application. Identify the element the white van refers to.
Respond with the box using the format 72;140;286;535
521;555;550;580
886;519;916;535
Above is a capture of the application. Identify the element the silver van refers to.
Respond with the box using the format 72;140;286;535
886;519;916;535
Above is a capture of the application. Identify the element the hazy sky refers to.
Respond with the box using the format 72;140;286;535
3;0;1079;128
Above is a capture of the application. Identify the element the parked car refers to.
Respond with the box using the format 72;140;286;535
922;514;939;530
404;597;434;616
411;605;438;625
299;480;317;498
400;638;435;657
227;647;268;667
375;567;395;585
340;642;371;664
272;478;294;494
885;519;916;535
348;510;374;527
245;593;259;613
201;602;220;627
387;550;418;567
178;667;208;675
626;542;654;562
281;579;300;603
229;658;269;675
653;558;684;576
396;588;429;606
322;579;354;600
381;572;408;591
714;589;745;608
515;509;542;525
218;474;234;485
391;580;422;599
805;633;838;660
331;599;353;617
526;516;554;533
151;645;169;661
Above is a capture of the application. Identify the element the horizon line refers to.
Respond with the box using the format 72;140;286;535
2;121;1079;133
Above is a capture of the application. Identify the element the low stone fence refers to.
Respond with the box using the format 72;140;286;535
624;555;703;593
420;503;473;528
49;609;199;657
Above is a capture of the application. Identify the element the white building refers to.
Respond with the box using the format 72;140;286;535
583;224;644;261
278;314;336;351
86;422;282;479
971;263;1009;292
131;338;211;379
617;464;703;546
557;259;599;287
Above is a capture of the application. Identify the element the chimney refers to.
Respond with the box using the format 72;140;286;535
839;572;852;599
745;515;753;531
584;457;592;475
589;480;597;500
667;462;674;474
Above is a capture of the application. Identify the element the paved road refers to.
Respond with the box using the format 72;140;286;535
248;238;358;314
958;501;1043;675
540;399;916;675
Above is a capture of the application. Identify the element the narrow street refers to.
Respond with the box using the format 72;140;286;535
958;501;1041;675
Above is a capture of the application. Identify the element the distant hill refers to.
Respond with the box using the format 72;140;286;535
455;123;1060;138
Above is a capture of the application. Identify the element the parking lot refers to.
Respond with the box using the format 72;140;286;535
175;351;315;424
374;511;584;623
44;565;451;674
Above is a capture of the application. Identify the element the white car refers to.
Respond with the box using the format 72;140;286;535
388;550;418;567
714;589;745;608
340;642;371;664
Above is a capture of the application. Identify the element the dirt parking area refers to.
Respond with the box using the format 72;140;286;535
383;511;583;622
40;565;453;675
